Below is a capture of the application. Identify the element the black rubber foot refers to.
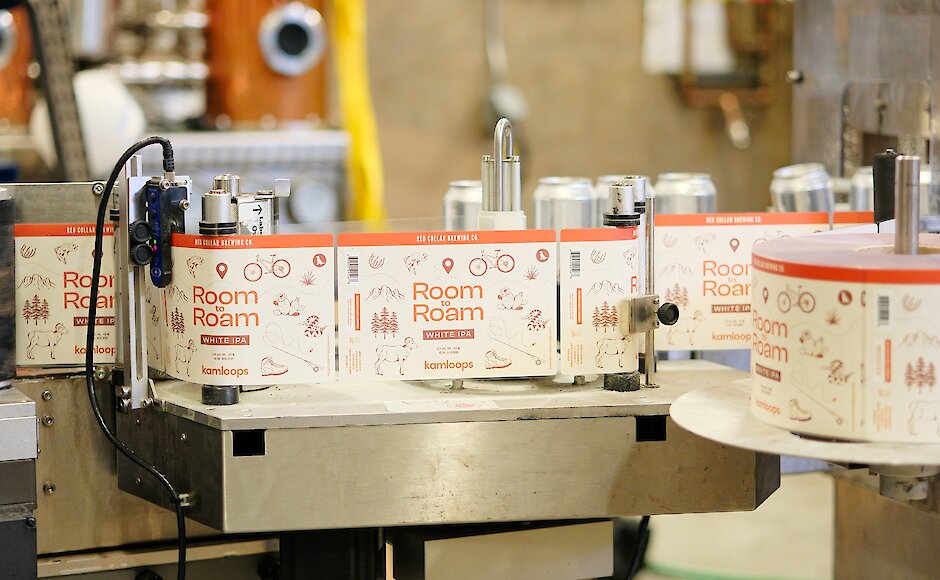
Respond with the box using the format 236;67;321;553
604;372;641;392
202;384;239;405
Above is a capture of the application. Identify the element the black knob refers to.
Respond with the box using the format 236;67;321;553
131;243;153;265
657;302;680;326
130;220;152;243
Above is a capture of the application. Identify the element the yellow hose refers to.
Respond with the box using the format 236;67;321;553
332;0;386;221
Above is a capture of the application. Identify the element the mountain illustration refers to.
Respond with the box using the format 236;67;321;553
587;280;625;296
901;331;940;350
365;285;406;302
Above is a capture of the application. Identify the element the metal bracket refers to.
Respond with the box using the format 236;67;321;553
622;295;660;335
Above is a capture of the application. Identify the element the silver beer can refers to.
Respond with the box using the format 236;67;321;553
849;166;873;211
654;173;717;214
533;176;595;230
443;180;483;231
770;163;833;214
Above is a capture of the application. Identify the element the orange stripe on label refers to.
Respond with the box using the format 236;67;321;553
560;228;638;242
337;229;556;247
833;211;874;224
885;340;892;382
15;223;114;236
753;254;940;284
576;288;582;325
354;294;361;331
172;233;333;249
655;212;829;227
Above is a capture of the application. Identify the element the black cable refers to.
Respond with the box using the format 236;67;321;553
627;515;651;580
85;136;185;580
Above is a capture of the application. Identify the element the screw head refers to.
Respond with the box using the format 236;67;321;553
41;415;54;427
43;482;56;495
135;477;142;486
180;433;187;442
41;390;53;401
178;199;191;210
25;516;36;529
92;182;105;196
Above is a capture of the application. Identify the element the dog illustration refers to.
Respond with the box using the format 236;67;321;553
375;337;416;375
27;323;67;360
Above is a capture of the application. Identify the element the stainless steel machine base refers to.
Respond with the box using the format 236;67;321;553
116;361;780;533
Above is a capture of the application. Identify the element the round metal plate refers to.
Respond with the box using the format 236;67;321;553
671;382;940;466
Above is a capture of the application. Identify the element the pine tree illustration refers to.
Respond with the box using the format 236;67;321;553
600;302;612;332
22;299;34;324
379;307;390;338
30;295;42;323
370;312;381;337
916;357;928;387
592;306;602;329
39;299;50;324
929;362;937;388
905;362;915;389
608;304;618;329
389;312;399;338
170;308;185;335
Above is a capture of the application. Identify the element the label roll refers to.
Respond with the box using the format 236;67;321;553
751;233;940;442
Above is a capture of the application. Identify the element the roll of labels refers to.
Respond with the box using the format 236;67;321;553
751;153;940;443
14;162;679;406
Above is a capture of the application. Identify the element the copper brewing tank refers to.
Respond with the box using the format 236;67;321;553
205;0;328;127
0;7;35;127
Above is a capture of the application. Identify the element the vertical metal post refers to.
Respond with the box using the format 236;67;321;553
895;155;920;255
644;192;656;387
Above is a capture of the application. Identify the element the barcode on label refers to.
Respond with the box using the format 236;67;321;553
570;251;581;278
347;255;359;283
877;295;890;326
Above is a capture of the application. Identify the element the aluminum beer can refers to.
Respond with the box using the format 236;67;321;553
533;176;595;229
443;180;483;231
849;166;873;211
654;173;717;214
770;163;833;214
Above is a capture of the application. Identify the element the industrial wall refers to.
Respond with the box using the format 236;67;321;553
367;0;794;217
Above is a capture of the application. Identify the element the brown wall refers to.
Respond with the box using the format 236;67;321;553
366;0;794;218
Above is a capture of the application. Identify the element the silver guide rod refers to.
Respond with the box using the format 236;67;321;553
645;192;656;387
895;155;920;255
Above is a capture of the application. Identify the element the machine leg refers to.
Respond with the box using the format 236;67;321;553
280;528;384;580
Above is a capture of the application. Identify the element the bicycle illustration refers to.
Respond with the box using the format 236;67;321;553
244;254;291;282
469;249;515;276
777;284;815;313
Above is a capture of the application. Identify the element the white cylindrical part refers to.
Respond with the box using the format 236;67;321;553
895;155;921;255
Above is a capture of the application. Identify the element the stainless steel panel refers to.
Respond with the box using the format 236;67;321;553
0;459;35;506
118;363;779;533
6;181;104;224
0;388;35;462
15;375;217;554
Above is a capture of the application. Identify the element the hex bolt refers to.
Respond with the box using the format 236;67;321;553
92;182;105;196
41;415;54;427
178;199;191;210
42;482;56;495
41;390;53;401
